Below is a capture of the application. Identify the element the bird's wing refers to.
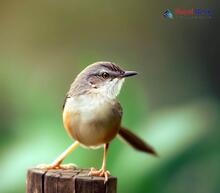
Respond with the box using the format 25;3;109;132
118;127;158;156
113;100;123;117
62;95;70;110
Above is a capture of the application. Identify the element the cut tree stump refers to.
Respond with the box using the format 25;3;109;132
26;168;117;193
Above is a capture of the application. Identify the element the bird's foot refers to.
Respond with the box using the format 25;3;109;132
36;163;78;170
89;167;110;183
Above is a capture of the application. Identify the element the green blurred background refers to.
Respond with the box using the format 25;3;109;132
0;1;219;193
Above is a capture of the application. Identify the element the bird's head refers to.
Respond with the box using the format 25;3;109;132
70;61;137;99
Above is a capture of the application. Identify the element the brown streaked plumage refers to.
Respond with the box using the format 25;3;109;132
38;61;157;183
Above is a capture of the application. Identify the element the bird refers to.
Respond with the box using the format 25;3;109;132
38;61;157;182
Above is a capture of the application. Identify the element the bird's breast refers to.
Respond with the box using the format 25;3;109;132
63;95;121;147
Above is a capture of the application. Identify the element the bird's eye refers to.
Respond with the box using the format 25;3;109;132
101;72;109;79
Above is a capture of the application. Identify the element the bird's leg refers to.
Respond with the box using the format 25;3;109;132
37;141;80;169
89;143;110;182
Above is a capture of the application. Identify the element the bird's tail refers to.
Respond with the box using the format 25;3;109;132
118;127;158;156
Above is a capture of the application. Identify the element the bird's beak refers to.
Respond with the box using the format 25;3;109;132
121;71;138;78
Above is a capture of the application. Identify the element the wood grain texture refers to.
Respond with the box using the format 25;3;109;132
26;168;117;193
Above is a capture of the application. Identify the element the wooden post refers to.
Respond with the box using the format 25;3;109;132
26;168;117;193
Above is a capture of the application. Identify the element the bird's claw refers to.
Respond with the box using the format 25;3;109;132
36;163;56;169
36;163;78;170
89;167;110;183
